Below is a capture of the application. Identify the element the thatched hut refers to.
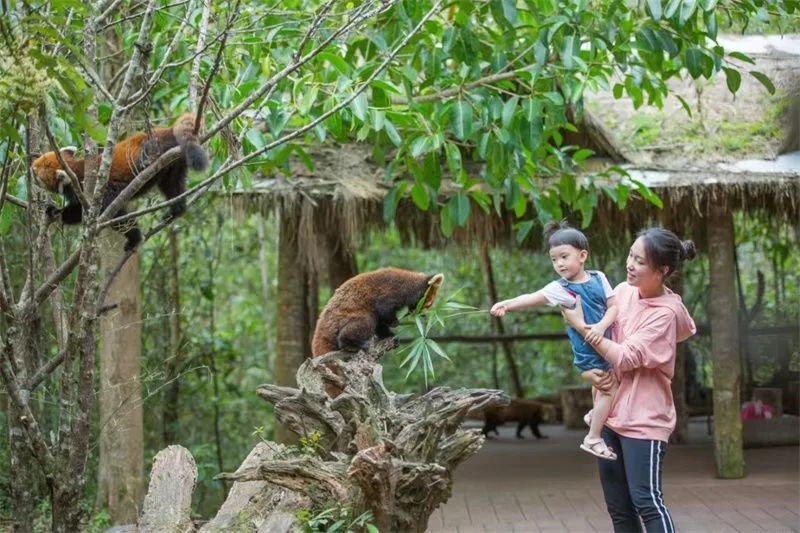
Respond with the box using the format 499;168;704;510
226;34;799;476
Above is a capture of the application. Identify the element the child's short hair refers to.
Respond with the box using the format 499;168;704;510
543;220;589;251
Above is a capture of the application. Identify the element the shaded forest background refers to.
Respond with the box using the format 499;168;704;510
2;199;795;520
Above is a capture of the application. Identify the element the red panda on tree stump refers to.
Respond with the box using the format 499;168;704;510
31;113;209;250
311;267;444;396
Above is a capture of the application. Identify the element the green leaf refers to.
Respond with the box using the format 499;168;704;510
679;0;697;26
675;94;693;117
664;0;681;18
445;143;463;178
384;120;402;146
502;95;519;129
299;86;318;116
350;92;368;122
411;182;430;210
367;525;379;533
723;67;741;94
515;220;534;244
647;0;662;20
410;136;433;158
318;52;350;75
699;0;716;10
685;48;702;78
561;35;575;69
729;51;755;64
452;100;473;141
452;192;470;226
383;181;407;222
749;71;775;95
572;148;594;163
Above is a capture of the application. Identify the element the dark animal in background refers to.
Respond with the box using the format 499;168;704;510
31;113;209;250
311;267;444;357
481;399;556;439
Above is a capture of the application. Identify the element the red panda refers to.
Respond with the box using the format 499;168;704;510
478;399;556;439
31;113;209;250
312;268;444;357
311;268;444;397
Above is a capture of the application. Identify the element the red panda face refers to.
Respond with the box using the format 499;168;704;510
421;273;444;309
32;149;76;192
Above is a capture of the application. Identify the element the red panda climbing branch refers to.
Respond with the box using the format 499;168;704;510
31;113;209;250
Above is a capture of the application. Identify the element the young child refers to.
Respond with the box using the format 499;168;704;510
490;221;619;460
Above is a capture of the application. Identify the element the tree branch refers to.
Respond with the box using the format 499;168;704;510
39;106;90;212
26;348;67;391
102;0;444;229
189;0;211;109
201;0;400;144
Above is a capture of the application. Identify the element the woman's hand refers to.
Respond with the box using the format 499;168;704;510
584;369;615;393
560;296;586;330
585;324;606;345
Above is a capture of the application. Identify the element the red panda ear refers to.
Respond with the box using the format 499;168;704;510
60;146;78;157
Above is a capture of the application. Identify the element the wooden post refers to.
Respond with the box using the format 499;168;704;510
480;241;525;398
274;210;311;444
707;202;745;478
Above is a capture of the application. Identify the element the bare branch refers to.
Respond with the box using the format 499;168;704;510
0;139;15;216
189;0;211;108
0;241;13;311
96;0;126;23
26;348;67;391
195;1;239;133
144;0;197;91
100;0;190;31
0;341;57;472
32;249;80;307
0;193;27;209
294;0;337;63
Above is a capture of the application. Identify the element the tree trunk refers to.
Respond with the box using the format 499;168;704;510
8;323;44;532
479;241;525;398
96;231;144;523
274;210;312;444
255;214;273;355
668;277;689;444
707;202;745;478
163;228;182;445
327;238;358;291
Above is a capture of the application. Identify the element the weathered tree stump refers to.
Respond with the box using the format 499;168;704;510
137;338;506;532
139;445;197;533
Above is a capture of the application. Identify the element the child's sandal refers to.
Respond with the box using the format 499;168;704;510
580;436;617;461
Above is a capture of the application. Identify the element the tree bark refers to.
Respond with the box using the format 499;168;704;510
707;202;745;478
274;210;312;444
479;241;525;398
327;238;358;291
96;230;144;523
163;227;182;445
139;446;197;533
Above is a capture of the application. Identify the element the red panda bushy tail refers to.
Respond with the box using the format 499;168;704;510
172;114;209;172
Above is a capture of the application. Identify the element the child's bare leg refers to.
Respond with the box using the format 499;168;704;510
581;370;617;440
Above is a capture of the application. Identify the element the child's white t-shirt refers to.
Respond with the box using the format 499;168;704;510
538;271;614;308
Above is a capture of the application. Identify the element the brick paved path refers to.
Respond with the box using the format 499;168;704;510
429;421;799;533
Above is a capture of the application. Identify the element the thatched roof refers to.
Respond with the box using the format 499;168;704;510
226;34;799;258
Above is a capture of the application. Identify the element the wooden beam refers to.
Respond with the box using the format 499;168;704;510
707;201;745;479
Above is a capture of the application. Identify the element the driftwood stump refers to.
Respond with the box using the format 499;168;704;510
137;338;506;532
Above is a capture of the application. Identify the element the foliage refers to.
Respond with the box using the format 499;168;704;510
395;290;479;384
296;505;378;533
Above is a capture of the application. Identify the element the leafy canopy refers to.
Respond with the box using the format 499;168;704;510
1;0;795;238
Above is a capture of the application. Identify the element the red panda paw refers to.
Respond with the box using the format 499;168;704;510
45;203;61;220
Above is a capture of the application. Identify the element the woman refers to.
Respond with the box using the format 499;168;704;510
561;228;697;533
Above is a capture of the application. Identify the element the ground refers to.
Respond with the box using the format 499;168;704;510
429;419;799;532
